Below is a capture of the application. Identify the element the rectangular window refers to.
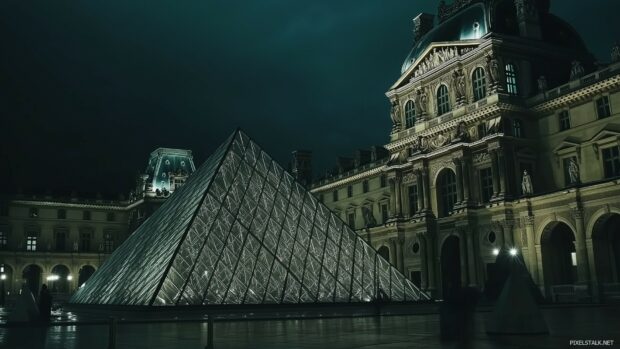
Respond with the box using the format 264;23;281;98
29;207;39;218
602;146;620;178
380;175;387;188
80;233;91;252
332;190;339;202
347;213;355;229
505;63;518;95
0;231;7;249
512;119;523;138
83;210;91;221
347;185;353;198
57;209;66;219
106;212;115;222
362;180;369;193
104;233;114;253
26;236;37;251
381;203;389;223
596;96;611;119
478;123;487;138
55;231;66;251
559;110;571;131
408;185;418;215
480;168;494;203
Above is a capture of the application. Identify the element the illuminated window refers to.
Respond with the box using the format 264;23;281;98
437;85;451;115
472;67;487;101
505;63;518;95
26;236;37;251
602;146;620;178
596;96;611;119
0;231;7;249
404;100;416;128
559;110;571;131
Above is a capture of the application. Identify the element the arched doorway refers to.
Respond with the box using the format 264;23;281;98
441;235;461;298
541;222;576;297
50;265;71;294
78;265;95;287
437;169;457;218
378;246;390;263
22;264;42;297
592;214;620;283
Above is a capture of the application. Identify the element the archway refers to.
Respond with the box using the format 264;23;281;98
441;235;461;298
541;222;576;296
378;246;390;263
50;265;71;294
22;264;42;297
592;214;620;283
78;265;95;287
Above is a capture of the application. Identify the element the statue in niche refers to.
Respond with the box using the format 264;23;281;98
486;53;500;86
612;42;620;63
521;170;534;196
570;60;585;80
390;100;402;130
568;158;580;184
537;75;548;92
414;88;428;115
453;121;469;142
452;68;466;101
362;206;377;228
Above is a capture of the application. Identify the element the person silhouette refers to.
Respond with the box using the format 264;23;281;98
38;284;52;322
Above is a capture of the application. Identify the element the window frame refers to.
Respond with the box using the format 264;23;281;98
404;100;416;128
362;180;369;193
26;235;37;251
472;67;487;101
438;170;458;217
505;63;518;95
408;185;419;216
559;110;571;131
602;146;620;179
596;96;611;119
479;167;494;203
436;84;451;115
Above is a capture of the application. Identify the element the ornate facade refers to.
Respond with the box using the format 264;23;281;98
0;148;196;303
311;0;620;302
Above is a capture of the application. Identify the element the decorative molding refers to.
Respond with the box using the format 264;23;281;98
473;151;490;164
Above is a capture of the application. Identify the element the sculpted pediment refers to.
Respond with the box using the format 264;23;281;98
392;42;480;89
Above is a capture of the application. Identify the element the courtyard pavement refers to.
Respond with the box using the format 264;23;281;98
0;305;618;348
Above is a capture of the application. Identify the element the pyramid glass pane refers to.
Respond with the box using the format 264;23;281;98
70;130;430;306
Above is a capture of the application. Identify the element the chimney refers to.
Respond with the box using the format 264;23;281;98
370;146;389;162
413;13;434;42
336;157;354;174
354;149;372;167
291;150;313;186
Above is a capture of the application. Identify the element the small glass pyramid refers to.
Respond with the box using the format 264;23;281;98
70;130;430;306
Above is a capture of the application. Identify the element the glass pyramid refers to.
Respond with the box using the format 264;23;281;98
70;131;430;306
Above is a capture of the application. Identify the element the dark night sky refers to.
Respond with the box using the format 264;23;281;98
1;1;619;197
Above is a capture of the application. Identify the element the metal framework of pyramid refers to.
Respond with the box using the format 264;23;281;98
70;130;430;306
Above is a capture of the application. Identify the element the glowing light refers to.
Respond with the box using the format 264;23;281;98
492;248;500;256
509;248;518;256
67;275;73;281
571;252;577;266
0;274;6;280
46;274;59;281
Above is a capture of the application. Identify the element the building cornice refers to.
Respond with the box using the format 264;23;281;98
310;166;386;193
10;199;144;211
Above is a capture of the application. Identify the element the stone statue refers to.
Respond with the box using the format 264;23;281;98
452;68;466;101
568;158;580;184
612;42;620;63
415;88;428;115
522;170;533;196
486;53;500;86
453;121;469;141
362;206;377;228
390;100;401;130
537;75;547;92
570;60;585;80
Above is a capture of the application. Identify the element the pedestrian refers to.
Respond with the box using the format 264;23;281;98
38;284;52;322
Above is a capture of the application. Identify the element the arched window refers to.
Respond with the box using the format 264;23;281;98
472;67;487;101
404;100;416;128
438;170;457;217
437;85;451;115
505;63;518;95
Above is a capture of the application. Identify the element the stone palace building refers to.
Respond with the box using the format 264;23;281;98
309;0;620;302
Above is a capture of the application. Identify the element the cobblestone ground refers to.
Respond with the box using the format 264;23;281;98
0;306;619;349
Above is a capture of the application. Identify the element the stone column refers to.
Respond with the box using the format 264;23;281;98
490;150;500;197
497;151;507;197
453;158;464;204
504;220;515;247
390;238;400;269
573;208;591;284
525;216;540;284
422;168;431;212
417;233;428;290
426;231;437;293
465;229;477;286
394;175;403;218
415;170;424;213
459;230;469;286
389;178;397;218
461;158;471;204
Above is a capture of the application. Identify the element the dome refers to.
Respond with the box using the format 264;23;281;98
401;3;489;74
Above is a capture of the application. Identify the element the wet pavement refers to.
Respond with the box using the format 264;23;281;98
0;305;619;348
